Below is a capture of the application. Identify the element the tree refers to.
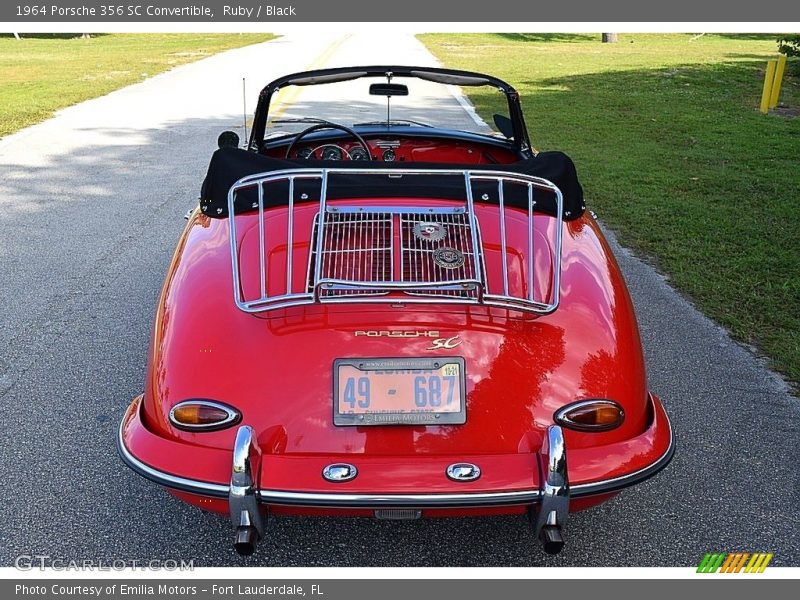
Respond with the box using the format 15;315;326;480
778;35;800;74
602;33;619;43
778;34;800;57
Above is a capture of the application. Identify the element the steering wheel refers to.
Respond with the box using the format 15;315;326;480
285;122;372;160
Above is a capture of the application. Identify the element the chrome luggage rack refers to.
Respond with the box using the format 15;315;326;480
227;168;564;315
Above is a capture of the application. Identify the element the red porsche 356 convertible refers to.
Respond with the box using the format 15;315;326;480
118;66;673;556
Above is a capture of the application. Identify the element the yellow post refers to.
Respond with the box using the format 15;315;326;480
760;60;777;114
769;55;788;108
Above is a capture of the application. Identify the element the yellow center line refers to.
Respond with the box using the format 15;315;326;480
268;34;352;122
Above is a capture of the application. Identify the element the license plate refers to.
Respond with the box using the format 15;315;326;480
333;357;466;426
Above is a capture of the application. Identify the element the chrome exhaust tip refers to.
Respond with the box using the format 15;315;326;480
538;524;565;555
234;525;260;556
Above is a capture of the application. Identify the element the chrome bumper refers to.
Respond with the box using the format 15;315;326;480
118;423;674;507
229;426;264;555
220;423;573;554
533;425;570;552
118;404;674;555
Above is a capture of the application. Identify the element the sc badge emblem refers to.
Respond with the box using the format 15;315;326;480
426;335;462;351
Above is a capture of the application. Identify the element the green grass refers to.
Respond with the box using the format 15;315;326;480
420;33;800;386
0;33;276;137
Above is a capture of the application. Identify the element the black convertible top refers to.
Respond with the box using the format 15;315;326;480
199;148;585;220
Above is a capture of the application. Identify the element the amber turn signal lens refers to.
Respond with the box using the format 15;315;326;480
169;400;241;431
554;400;624;432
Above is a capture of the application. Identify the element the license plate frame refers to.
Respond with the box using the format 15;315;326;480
333;357;467;426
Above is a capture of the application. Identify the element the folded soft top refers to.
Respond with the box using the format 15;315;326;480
199;148;585;220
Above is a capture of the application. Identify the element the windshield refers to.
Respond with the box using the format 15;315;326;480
264;76;505;139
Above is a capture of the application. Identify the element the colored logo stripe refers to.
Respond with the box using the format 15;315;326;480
697;552;772;573
745;553;773;573
697;553;725;573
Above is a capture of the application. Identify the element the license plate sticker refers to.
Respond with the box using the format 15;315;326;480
333;357;466;426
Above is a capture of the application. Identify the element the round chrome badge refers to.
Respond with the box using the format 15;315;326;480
413;222;447;243
322;463;358;483
446;463;481;482
432;247;465;270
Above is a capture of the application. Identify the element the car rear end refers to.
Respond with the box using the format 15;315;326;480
119;166;673;556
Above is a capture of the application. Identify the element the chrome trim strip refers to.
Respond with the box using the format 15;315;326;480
527;184;534;301
286;177;294;295
463;171;483;304
552;186;563;309
256;488;541;508
116;414;230;499
319;278;481;290
571;409;675;497
257;183;266;298
313;170;328;291
333;205;465;214
497;179;509;296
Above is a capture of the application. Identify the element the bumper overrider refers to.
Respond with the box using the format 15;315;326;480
118;394;673;556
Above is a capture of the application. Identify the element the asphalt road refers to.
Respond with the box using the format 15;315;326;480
0;33;798;568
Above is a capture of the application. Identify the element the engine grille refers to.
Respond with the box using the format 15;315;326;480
308;207;481;301
399;211;479;299
309;210;394;297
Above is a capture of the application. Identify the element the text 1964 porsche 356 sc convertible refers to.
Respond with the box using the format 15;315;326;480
118;66;674;556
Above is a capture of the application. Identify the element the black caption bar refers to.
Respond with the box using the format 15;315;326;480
2;0;800;22
4;579;790;600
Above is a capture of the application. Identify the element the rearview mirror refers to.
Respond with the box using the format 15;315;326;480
369;83;409;97
217;130;240;149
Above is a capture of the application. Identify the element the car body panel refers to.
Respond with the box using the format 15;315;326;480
140;209;648;457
